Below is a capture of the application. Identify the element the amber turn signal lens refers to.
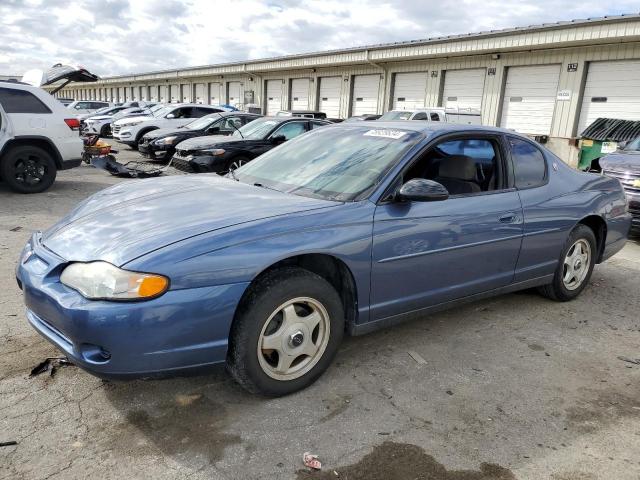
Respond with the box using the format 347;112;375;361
138;275;169;298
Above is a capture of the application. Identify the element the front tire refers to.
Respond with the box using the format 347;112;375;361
227;267;344;396
538;224;597;301
0;146;57;193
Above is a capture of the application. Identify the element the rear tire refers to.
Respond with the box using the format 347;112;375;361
227;267;344;396
0;146;57;194
538;224;597;301
100;124;111;138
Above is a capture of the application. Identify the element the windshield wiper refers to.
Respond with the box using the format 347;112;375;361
229;120;244;138
253;182;281;193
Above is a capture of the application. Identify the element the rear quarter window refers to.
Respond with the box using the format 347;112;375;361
0;88;52;114
509;137;547;188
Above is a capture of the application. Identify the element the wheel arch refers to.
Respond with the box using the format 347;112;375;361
135;126;159;143
0;136;63;169
236;253;359;332
577;214;607;263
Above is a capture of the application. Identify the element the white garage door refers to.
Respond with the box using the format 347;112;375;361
319;77;342;118
392;72;428;110
577;60;640;134
500;64;560;135
194;83;206;104
159;85;167;103
228;82;242;108
443;68;485;110
290;78;310;110
169;84;180;103
209;83;222;105
351;74;381;116
266;80;282;115
181;84;191;103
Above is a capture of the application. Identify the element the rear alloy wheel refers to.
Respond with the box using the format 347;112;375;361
1;146;57;193
539;224;596;301
227;267;344;396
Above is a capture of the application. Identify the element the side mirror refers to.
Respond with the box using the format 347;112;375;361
207;126;220;134
166;113;175;119
397;178;449;202
270;135;286;144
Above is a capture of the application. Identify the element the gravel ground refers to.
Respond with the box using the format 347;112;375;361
1;146;639;479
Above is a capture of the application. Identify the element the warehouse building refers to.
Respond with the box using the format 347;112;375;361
51;14;640;165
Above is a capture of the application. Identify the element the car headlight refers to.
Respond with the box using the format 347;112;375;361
60;261;169;301
202;148;226;156
154;136;177;145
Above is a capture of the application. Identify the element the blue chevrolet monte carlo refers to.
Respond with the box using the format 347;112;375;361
16;122;631;395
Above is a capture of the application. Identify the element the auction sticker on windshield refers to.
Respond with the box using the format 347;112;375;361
364;129;407;139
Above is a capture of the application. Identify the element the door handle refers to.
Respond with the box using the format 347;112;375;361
498;212;517;223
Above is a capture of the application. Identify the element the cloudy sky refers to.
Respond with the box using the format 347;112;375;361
1;0;638;77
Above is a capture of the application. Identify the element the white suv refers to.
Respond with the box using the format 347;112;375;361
0;81;83;193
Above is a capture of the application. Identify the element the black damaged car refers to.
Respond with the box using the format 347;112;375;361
138;112;262;161
171;116;331;173
600;135;640;234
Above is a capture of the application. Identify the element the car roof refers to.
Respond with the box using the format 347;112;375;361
257;116;323;123
338;120;520;137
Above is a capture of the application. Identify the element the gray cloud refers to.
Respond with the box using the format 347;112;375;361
0;0;637;77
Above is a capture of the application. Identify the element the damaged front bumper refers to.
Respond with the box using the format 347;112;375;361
16;233;248;379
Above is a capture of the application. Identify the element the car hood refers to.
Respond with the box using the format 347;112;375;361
144;126;196;139
599;151;640;172
114;115;151;126
41;174;337;266
85;115;112;121
177;135;245;151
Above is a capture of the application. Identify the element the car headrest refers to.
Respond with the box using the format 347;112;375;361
438;155;476;181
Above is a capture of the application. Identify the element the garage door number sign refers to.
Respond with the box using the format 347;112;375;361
557;90;572;101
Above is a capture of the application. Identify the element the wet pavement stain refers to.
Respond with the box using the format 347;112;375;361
296;441;516;480
565;389;640;434
123;393;241;463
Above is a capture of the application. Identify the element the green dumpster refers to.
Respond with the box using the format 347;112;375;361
578;118;640;170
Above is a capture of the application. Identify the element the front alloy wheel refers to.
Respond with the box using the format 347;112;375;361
258;297;331;381
227;267;344;396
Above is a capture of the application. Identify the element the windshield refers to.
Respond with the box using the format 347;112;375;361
235;126;422;201
624;137;640;151
233;118;278;139
378;111;413;121
185;115;220;130
152;106;174;118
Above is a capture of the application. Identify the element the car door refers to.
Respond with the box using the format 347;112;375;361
370;133;524;320
506;135;568;283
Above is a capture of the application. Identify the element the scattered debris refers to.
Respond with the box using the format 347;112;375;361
407;350;427;365
617;356;640;366
9;226;22;232
175;393;203;407
446;390;454;396
29;357;72;377
303;452;322;470
0;441;18;447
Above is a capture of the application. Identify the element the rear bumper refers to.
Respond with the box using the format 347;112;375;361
16;234;249;379
601;213;633;262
